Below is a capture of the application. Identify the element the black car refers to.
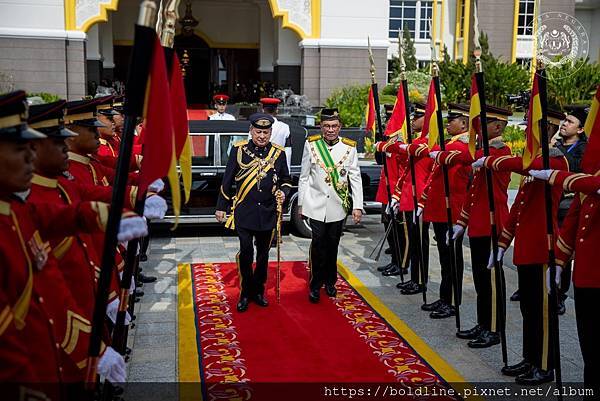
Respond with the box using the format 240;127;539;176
156;119;382;237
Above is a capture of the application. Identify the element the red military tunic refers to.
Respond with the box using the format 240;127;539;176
0;196;108;388
375;136;406;205
417;133;471;223
439;138;512;237
68;151;139;187
387;136;433;212
96;136;141;172
488;153;568;265
551;170;600;288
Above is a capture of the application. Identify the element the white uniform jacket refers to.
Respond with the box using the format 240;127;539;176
298;135;363;223
209;112;236;120
271;117;292;172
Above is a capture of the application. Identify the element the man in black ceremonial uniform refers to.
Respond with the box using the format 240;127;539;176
216;113;292;312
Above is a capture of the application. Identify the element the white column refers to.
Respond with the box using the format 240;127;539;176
257;1;274;73
274;19;301;67
100;19;114;69
86;24;101;61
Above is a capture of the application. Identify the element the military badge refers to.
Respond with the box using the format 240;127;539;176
28;231;49;270
339;168;347;177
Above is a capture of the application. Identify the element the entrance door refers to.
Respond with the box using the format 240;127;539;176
175;33;211;106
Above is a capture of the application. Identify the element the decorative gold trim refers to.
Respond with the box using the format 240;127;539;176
65;112;95;123
29;119;61;129
267;0;321;39
0;114;22;129
0;200;10;216
64;0;120;32
61;310;91;355
31;174;58;189
68;152;91;165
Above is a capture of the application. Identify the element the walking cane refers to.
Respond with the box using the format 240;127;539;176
276;192;283;303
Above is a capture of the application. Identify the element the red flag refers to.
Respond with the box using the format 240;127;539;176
523;73;542;169
581;85;600;174
138;34;174;195
385;84;408;142
365;86;376;138
421;79;440;148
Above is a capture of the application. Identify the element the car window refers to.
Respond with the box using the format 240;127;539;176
189;134;215;166
220;134;249;166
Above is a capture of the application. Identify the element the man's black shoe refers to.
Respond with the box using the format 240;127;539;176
253;294;269;307
134;288;144;297
382;266;402;276
501;360;531;377
309;289;320;304
138;273;157;284
456;325;482;340
400;282;423;295
421;299;443;311
384;247;392;255
377;262;395;272
139;254;148;262
557;299;566;315
237;297;249;312
467;330;500;348
430;304;455;319
515;367;554;385
325;285;337;297
396;280;413;289
510;290;520;302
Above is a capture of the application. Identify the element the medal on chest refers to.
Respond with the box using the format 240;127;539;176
28;230;49;270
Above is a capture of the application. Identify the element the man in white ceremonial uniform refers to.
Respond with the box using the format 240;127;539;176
260;97;292;172
209;93;236;121
298;108;364;303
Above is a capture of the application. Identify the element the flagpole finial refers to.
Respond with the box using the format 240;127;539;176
138;0;158;28
159;0;181;48
428;19;439;77
472;1;483;73
398;29;407;80
368;36;376;84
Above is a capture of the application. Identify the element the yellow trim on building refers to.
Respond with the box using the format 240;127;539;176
511;0;520;63
439;0;446;56
64;0;119;32
267;0;321;39
462;0;471;64
432;0;438;50
454;0;463;60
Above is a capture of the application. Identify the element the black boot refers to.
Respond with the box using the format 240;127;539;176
456;325;482;340
429;303;455;319
501;360;531;377
396;280;413;289
515;367;554;385
510;290;520;302
308;289;320;304
377;262;395;272
557;298;566;315
237;297;249;312
421;299;443;312
467;330;500;348
382;266;402;276
400;281;423;295
253;293;269;307
325;284;337;297
384;247;392;255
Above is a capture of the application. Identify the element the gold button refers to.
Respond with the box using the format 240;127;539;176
585;215;589;219
55;343;60;349
83;243;87;248
582;227;586;231
11;226;16;231
516;223;520;226
59;367;63;372
590;204;594;208
38;297;44;303
580;238;584;242
520;201;524;205
49;319;54;325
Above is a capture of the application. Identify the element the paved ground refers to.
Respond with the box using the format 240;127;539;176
125;213;583;386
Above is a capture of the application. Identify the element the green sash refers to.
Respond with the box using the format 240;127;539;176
314;139;351;213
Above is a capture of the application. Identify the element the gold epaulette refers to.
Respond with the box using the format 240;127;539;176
271;143;284;151
233;140;248;147
341;137;357;147
308;134;322;142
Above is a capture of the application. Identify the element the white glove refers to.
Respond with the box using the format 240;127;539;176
118;216;148;242
487;248;505;270
117;272;136;295
546;265;563;294
529;169;553;181
106;298;132;325
597;189;600;195
148;178;165;193
390;199;399;214
472;157;486;169
97;346;127;383
446;224;465;245
428;150;440;160
144;195;167;220
398;144;409;151
416;206;423;217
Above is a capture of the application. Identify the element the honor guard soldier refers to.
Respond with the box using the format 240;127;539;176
298;108;364;303
405;103;471;319
209;94;236;120
260;97;292;172
481;125;568;385
437;105;513;346
215;113;292;312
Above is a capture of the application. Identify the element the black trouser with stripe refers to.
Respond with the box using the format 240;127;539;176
422;222;464;305
309;218;344;291
405;212;429;284
574;287;600;396
469;236;493;331
517;264;554;370
382;210;411;269
236;226;273;298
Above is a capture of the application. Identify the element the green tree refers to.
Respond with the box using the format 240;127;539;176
389;25;418;78
324;84;371;127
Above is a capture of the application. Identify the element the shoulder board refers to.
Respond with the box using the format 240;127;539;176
308;134;322;142
271;143;284;151
99;138;108;145
341;137;357;147
233;140;248;147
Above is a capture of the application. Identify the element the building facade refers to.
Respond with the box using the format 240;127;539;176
0;0;597;106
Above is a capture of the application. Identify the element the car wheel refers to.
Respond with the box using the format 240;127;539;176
291;201;312;238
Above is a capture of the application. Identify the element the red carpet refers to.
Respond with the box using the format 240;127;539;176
186;261;460;400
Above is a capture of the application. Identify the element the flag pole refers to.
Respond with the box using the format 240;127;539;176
398;31;428;304
471;1;508;367
429;23;462;331
537;61;563;398
368;37;405;283
86;0;158;392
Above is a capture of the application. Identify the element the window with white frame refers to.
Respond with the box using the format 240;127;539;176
389;0;434;40
517;0;535;36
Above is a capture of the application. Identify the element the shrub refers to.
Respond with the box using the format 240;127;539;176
28;92;61;103
502;124;526;156
324;84;370;127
